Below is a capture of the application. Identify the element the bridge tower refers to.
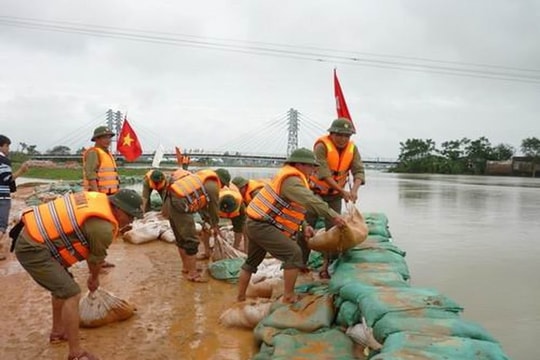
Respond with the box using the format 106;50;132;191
287;108;299;156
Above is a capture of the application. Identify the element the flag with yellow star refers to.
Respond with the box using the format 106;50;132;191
117;118;142;161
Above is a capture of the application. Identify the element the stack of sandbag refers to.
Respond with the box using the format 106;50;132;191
219;298;273;328
79;289;136;328
308;205;368;252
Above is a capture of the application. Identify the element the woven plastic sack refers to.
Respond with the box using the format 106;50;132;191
308;206;367;252
373;310;497;343
370;332;509;360
79;289;136;328
219;298;273;329
356;286;463;327
334;272;409;300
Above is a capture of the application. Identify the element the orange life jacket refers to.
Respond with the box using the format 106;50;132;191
309;135;355;195
144;170;167;191
82;147;119;194
218;187;243;218
168;169;221;213
246;165;307;238
171;168;191;181
21;192;119;268
243;179;268;204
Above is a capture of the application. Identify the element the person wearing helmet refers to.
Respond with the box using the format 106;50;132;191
163;168;230;282
231;176;269;205
82;126;120;269
236;148;346;304
199;184;246;258
303;118;365;279
13;189;142;360
82;126;119;195
141;169;168;213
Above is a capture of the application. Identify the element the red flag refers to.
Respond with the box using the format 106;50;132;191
334;68;356;133
175;146;183;165
117;118;142;162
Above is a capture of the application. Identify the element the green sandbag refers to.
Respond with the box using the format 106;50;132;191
332;261;410;287
363;234;391;243
340;248;407;267
331;269;409;295
259;328;356;360
356;240;406;257
356;286;463;327
260;293;335;333
370;332;510;360
373;311;497;343
363;212;389;227
208;258;244;282
367;223;392;239
337;275;409;303
335;300;360;327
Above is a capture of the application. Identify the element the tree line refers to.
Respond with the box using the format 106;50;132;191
392;136;540;175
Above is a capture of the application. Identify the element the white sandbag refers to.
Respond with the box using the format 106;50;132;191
219;299;273;328
122;221;161;244
251;258;283;283
308;206;368;252
246;278;283;299
212;232;246;261
79;289;136;328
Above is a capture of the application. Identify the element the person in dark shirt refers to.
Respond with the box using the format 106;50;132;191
0;134;29;260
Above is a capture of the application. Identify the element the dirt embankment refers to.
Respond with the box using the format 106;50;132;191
0;185;258;360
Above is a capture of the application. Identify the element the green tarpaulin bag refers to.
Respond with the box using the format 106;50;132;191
208;258;244;282
356;286;463;327
370;332;509;360
356;240;406;256
257;328;356;360
331;270;409;295
373;310;497;343
335;300;360;327
260;293;335;333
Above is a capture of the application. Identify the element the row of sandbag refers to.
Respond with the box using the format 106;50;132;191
246;212;386;359
330;213;509;359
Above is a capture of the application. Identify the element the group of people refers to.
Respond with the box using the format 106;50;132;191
0;116;364;360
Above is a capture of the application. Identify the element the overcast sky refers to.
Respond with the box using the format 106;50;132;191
1;0;539;159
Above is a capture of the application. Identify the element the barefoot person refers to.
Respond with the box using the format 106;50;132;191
163;168;230;282
13;189;142;360
236;148;346;304
0;134;29;261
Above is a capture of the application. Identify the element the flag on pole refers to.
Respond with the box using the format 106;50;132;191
152;144;165;168
334;68;356;133
175;146;183;166
117;118;143;162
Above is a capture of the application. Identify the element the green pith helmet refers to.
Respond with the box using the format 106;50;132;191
150;170;165;182
215;168;231;186
327;118;355;135
284;148;320;166
109;189;143;218
91;126;116;141
231;176;248;189
219;194;238;213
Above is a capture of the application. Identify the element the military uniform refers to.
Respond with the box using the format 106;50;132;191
164;179;220;255
242;170;339;274
15;218;114;298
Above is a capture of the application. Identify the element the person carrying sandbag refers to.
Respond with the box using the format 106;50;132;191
236;148;346;304
13;189;143;360
303;118;366;279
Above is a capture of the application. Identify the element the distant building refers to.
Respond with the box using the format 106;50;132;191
486;157;538;177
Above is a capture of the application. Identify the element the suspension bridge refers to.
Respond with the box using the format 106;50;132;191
30;108;397;169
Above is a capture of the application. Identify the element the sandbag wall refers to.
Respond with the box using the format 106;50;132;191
251;212;510;359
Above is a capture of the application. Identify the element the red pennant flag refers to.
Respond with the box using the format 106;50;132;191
175;146;183;165
117;118;143;162
334;68;356;133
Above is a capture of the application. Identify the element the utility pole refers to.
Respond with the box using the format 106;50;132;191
287;108;299;156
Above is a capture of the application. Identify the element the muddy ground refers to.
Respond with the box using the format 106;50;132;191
0;185;265;360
